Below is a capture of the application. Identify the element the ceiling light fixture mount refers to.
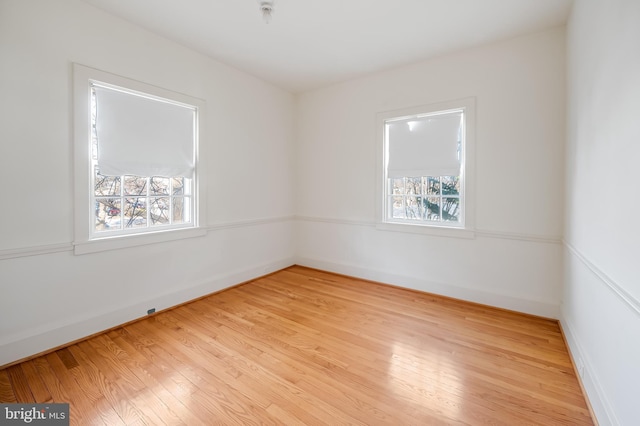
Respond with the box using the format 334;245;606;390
258;0;274;23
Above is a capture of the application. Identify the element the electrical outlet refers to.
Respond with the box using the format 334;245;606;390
147;308;156;315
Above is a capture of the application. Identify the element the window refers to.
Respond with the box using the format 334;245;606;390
90;84;194;235
73;64;206;254
377;98;475;235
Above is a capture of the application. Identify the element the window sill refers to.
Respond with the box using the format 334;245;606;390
73;227;207;255
376;222;476;239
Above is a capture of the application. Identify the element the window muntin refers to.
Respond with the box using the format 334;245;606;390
388;176;461;223
90;86;195;237
382;104;469;228
93;173;192;233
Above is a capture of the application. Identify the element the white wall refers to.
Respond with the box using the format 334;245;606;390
0;0;295;366
295;28;567;318
563;0;640;424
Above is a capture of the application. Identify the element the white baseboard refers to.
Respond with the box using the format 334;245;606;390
295;256;560;319
0;257;295;367
560;316;618;426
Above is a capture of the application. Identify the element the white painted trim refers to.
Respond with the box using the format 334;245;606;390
565;241;640;316
560;316;619;426
295;215;375;227
1;216;295;260
0;256;295;367
476;229;562;245
295;255;560;318
0;243;73;260
376;222;476;239
74;227;207;255
208;215;295;230
0;217;558;259
295;215;562;244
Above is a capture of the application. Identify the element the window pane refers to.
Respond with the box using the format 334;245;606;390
149;197;169;225
385;176;462;225
426;197;440;220
406;178;420;195
124;197;147;228
391;196;405;219
123;176;147;196
442;198;460;222
173;197;186;224
172;177;184;195
406;196;421;219
426;177;440;195
416;196;427;219
95;198;121;231
94;172;120;196
442;176;460;195
150;177;170;195
391;178;404;195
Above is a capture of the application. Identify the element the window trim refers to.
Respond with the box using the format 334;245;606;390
375;98;476;238
73;64;207;254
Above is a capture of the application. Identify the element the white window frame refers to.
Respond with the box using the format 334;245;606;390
376;98;475;239
73;64;207;254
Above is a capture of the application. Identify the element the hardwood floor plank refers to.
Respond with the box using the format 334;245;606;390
261;271;570;359
110;328;217;425
44;352;111;425
253;272;579;394
71;340;161;425
53;347;123;426
124;319;278;425
170;305;370;425
0;266;593;425
238;280;572;413
105;329;204;426
0;368;17;403
193;299;452;424
19;361;52;403
56;347;80;370
5;365;34;402
264;403;308;425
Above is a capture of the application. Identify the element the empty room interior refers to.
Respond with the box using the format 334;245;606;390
0;0;638;424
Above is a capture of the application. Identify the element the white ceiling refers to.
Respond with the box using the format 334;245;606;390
79;0;574;93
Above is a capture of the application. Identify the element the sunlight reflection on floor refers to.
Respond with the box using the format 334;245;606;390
388;341;466;419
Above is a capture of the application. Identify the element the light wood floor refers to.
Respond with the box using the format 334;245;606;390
1;266;593;425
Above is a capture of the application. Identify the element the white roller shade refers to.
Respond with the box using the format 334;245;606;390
94;85;195;177
387;112;462;178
